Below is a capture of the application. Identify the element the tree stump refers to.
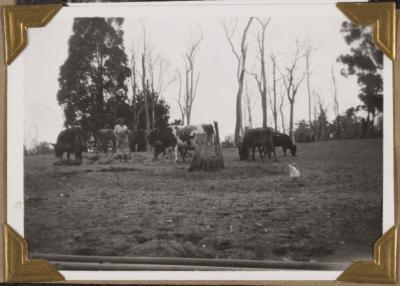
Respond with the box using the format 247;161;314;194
188;122;224;172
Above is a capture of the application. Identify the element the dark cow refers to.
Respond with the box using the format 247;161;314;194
54;127;84;164
239;127;277;161
273;133;297;156
93;129;116;154
148;127;179;162
129;129;147;152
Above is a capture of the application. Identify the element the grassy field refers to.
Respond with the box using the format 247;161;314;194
24;139;382;263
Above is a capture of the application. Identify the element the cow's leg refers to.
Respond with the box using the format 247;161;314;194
102;142;106;154
251;147;256;161
174;145;178;163
283;147;287;156
67;152;70;162
116;144;120;161
113;140;117;155
181;149;186;162
179;146;186;162
258;147;264;160
271;145;277;162
96;141;100;154
76;151;82;164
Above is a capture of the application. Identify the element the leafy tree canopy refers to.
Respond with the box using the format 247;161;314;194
337;22;383;116
57;18;131;131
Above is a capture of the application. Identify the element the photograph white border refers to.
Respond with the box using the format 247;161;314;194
6;0;394;281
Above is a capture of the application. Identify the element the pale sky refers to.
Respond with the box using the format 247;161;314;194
22;2;382;147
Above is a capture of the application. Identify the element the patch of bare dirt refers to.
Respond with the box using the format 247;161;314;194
24;139;382;263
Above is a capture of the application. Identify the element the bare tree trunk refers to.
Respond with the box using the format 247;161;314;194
151;81;155;129
331;64;340;139
313;92;318;139
185;68;190;125
131;56;137;131
289;99;295;140
142;53;150;150
254;18;271;128
175;70;185;124
279;87;286;134
271;56;278;132
261;88;267;128
280;108;286;134
281;41;306;141
182;32;203;126
260;47;267;128
237;18;253;144
234;68;245;144
306;53;312;128
187;110;191;125
222;18;253;145
244;84;253;128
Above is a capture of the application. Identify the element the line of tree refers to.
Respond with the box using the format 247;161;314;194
295;20;384;142
57;17;384;151
222;17;383;145
221;18;315;144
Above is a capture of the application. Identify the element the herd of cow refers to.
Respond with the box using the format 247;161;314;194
53;123;297;165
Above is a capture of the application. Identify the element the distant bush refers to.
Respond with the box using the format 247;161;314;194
25;141;54;155
295;120;315;143
294;105;383;142
221;140;235;148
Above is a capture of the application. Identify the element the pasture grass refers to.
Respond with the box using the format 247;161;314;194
24;139;382;263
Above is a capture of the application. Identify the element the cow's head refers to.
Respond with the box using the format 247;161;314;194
53;143;62;158
153;141;166;159
238;143;249;160
148;129;159;145
179;131;195;145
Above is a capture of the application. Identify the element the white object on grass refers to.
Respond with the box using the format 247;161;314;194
289;164;300;179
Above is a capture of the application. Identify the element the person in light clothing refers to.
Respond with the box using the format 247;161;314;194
114;118;130;162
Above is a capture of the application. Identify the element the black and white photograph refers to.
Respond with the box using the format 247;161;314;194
6;1;394;277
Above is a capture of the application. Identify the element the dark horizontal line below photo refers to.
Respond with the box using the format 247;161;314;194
31;253;349;271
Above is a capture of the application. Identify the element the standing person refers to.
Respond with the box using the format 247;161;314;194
114;118;130;162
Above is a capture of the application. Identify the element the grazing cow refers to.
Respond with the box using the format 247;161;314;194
171;124;215;146
54;127;84;164
239;127;277;161
93;129;116;154
171;124;215;160
149;124;215;162
273;133;297;156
